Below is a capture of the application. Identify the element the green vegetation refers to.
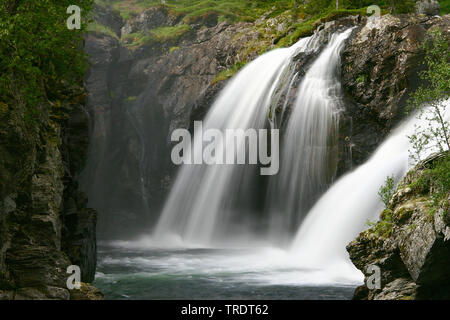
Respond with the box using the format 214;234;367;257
366;209;394;237
379;175;396;208
122;24;192;48
0;0;93;127
151;24;192;41
356;74;366;83
408;155;450;206
407;30;450;163
440;0;450;15
212;61;246;84
405;28;450;218
98;0;417;23
92;0;434;57
87;22;119;39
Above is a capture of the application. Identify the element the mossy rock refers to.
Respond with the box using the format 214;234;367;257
393;207;414;224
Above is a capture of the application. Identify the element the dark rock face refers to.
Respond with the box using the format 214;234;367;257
82;6;280;238
0;88;98;298
121;6;179;36
93;3;124;37
347;156;450;300
340;14;450;168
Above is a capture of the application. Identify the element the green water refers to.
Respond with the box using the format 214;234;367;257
93;244;358;300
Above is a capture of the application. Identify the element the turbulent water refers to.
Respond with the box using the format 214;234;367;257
94;244;357;300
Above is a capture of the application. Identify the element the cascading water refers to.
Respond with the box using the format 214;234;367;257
290;101;450;275
92;15;449;296
154;36;319;245
154;28;357;246
266;29;353;241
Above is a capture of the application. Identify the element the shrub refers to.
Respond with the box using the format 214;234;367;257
378;175;396;208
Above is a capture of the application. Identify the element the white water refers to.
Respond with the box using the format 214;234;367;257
149;23;448;288
266;29;353;241
290;101;450;272
155;36;318;245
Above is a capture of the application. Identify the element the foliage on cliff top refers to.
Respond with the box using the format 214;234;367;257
97;0;295;22
0;0;93;126
97;0;428;22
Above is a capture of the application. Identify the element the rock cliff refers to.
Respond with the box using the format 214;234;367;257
0;52;99;301
341;14;450;168
347;153;450;300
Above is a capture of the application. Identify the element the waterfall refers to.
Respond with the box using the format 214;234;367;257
266;29;353;241
154;28;357;246
154;36;318;245
290;100;450;271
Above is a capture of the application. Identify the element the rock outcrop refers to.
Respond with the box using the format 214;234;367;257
347;154;450;300
0;68;98;300
341;14;450;168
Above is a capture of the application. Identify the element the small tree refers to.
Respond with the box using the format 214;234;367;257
378;175;396;208
408;29;450;163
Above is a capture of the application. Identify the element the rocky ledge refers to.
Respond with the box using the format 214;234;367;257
347;153;450;300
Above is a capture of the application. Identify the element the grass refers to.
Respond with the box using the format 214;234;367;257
96;0;163;20
95;0;294;22
86;22;120;39
212;61;246;84
122;24;192;49
276;8;374;47
151;24;192;41
92;0;448;58
366;209;394;238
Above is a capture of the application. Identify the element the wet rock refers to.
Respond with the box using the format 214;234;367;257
347;156;450;300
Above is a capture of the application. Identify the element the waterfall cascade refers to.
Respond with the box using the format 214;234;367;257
290;101;450;267
154;36;319;245
266;29;352;242
153;23;448;278
155;29;354;246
